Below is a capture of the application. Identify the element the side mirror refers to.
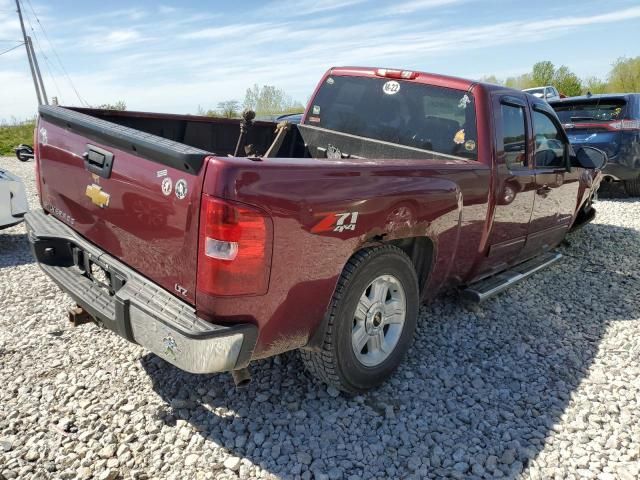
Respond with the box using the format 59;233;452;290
575;146;607;170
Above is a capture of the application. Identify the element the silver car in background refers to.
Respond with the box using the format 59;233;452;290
0;168;29;229
523;86;561;102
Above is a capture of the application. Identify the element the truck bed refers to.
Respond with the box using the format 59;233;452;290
35;105;478;310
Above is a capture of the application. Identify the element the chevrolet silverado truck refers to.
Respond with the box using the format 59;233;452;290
25;67;606;393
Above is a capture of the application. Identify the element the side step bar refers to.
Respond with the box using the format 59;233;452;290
462;252;562;303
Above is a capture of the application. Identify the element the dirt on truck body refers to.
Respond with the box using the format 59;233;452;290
26;66;606;393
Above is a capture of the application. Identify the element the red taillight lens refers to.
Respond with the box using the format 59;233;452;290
196;195;272;297
375;68;417;80
33;124;43;202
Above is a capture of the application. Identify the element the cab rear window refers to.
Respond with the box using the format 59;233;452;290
305;75;478;160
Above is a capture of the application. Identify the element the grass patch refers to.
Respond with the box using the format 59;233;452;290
0;121;35;156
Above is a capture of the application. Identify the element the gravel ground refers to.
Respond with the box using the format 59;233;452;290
1;155;639;480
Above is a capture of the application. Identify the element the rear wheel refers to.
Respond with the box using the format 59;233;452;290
301;246;419;394
623;178;640;197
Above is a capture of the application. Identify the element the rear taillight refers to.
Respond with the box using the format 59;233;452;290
196;195;272;297
609;119;640;131
375;68;417;80
33;125;42;202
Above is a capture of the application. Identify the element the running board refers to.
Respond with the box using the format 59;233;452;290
462;252;562;303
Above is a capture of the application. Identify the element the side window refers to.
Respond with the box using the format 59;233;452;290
500;103;527;170
533;110;566;168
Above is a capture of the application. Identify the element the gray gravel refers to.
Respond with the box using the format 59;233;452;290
1;155;639;479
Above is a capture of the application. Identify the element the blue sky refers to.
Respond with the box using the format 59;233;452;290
0;0;639;121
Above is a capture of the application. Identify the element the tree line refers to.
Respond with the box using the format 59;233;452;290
91;85;305;119
198;84;305;119
482;57;640;96
68;57;640;119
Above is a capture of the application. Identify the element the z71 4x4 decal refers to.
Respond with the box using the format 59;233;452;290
311;212;359;233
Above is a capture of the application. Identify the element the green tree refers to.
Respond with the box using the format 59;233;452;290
553;66;582;96
243;84;304;116
196;105;216;117
531;61;555;86
479;75;503;85
97;100;126;111
216;100;240;118
505;73;533;90
583;76;609;95
608;57;640;92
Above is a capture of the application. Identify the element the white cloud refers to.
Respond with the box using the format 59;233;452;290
262;0;366;16
2;2;640;121
382;0;467;15
158;5;177;15
82;29;146;52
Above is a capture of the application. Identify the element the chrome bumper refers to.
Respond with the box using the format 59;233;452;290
25;209;257;374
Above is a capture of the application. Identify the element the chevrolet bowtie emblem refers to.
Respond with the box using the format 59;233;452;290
86;184;110;208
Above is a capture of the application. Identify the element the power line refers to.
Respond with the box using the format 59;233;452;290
22;0;89;106
0;42;24;56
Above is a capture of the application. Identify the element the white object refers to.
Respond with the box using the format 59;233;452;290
0;168;29;229
523;86;561;102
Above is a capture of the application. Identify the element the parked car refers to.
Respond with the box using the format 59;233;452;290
275;112;303;124
254;113;303;123
25;67;605;393
0;167;29;229
549;93;640;195
523;86;561;102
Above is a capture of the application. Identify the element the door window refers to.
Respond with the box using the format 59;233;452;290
533;110;566;168
500;104;527;170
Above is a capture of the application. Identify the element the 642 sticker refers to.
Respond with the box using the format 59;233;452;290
311;211;359;233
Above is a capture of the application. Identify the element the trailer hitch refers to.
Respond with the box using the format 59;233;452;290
68;305;94;327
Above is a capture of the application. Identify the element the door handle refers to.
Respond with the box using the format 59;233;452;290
83;144;114;179
536;185;552;197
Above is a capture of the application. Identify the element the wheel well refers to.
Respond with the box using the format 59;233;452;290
305;239;434;351
387;237;434;294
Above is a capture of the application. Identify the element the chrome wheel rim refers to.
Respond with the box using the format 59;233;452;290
351;274;406;367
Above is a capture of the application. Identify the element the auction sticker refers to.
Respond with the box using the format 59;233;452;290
383;80;400;95
175;179;188;200
161;177;173;196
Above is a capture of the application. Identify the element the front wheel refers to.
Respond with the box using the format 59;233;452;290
300;246;419;394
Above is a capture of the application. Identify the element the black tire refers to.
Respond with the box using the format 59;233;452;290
300;245;419;394
15;148;31;162
624;178;640;197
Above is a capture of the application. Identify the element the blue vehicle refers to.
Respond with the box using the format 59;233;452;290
550;94;640;196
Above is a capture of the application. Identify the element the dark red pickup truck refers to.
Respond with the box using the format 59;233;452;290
26;67;606;393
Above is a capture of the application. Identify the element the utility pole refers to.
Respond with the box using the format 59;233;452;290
27;36;48;104
15;0;43;105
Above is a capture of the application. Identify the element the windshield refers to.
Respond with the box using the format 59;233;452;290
525;88;545;96
552;99;627;123
304;75;478;159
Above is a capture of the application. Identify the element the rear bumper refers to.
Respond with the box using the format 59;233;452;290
25;209;257;374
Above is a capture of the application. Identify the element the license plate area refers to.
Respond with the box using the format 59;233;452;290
72;246;126;296
89;260;112;293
